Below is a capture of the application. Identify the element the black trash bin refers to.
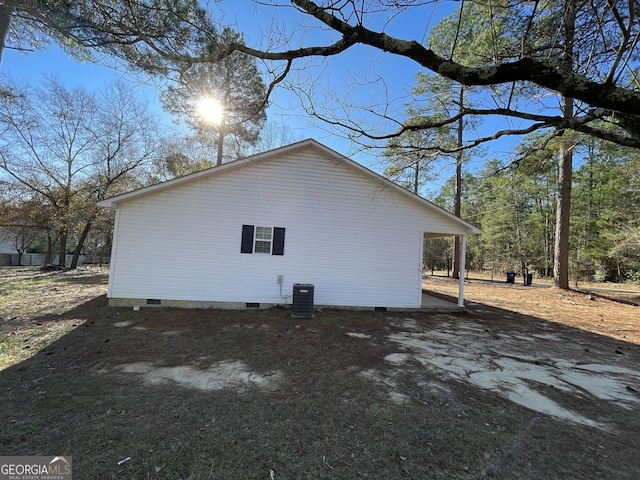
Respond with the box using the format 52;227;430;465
524;273;533;286
506;272;516;284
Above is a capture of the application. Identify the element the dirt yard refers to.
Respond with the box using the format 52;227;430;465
424;275;640;345
1;267;639;479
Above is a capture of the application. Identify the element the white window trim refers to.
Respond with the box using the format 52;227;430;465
254;226;273;254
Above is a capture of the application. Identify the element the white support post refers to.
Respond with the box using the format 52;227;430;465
458;235;467;307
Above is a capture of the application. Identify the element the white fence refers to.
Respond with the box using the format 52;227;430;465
0;253;94;266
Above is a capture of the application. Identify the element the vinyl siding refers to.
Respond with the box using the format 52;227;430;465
108;147;466;307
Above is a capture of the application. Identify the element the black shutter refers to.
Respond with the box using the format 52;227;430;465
241;225;254;253
272;227;286;255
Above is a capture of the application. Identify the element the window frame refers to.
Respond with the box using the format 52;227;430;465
241;225;285;255
253;226;273;254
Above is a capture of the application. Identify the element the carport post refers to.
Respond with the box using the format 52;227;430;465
458;235;467;307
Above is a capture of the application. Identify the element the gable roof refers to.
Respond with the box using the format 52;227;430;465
98;139;481;235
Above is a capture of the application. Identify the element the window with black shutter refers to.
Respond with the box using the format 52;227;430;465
272;227;285;255
241;225;285;255
241;225;254;253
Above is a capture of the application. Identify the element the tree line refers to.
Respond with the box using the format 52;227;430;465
419;135;640;284
0;3;296;267
0;76;298;267
1;1;639;290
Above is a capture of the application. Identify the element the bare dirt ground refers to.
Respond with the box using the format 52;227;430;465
424;275;640;345
1;267;639;479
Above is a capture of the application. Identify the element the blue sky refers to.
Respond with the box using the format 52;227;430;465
0;1;520;190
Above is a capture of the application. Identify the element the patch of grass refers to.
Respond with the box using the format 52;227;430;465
0;333;20;366
14;420;45;437
276;451;292;463
1;277;56;290
164;469;180;480
368;403;391;416
0;321;79;369
0;266;107;369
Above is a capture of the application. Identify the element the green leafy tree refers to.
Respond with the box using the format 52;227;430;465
572;139;640;281
148;136;216;183
449;148;557;281
208;1;640;144
611;226;640;281
160;28;267;166
0;1;211;71
199;1;640;287
382;130;445;196
384;2;492;278
464;160;516;276
423;237;452;276
614;154;640;279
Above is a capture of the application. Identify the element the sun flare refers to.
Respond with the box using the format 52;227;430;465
197;97;224;124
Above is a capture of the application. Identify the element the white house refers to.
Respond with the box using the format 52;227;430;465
98;139;480;310
0;233;15;254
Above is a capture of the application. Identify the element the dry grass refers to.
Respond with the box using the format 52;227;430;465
1;267;639;479
0;266;108;369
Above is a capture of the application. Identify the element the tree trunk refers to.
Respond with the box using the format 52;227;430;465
553;0;576;290
0;4;12;66
70;215;95;269
554;134;573;288
545;197;554;278
216;130;225;166
45;232;53;265
58;229;67;267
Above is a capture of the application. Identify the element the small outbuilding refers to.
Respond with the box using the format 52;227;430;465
98;139;480;310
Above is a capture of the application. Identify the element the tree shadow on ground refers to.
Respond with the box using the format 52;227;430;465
1;294;639;479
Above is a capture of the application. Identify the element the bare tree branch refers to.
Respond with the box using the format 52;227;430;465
189;0;640;116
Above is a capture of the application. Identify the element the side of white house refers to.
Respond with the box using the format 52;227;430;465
104;142;476;309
